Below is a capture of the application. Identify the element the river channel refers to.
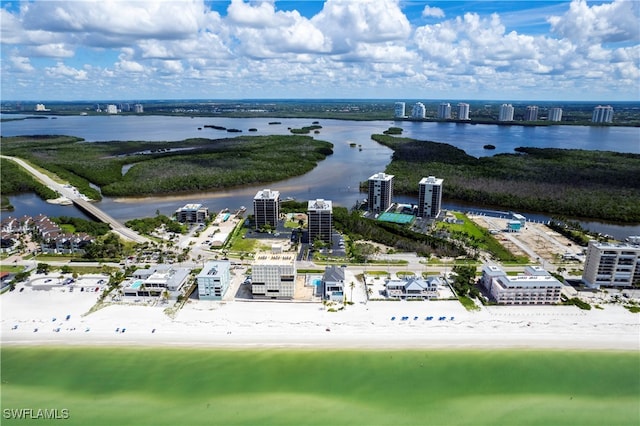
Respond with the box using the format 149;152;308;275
2;114;639;239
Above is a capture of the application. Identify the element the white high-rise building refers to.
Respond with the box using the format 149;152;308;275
411;102;426;119
457;103;470;120
548;107;563;122
582;241;640;288
307;199;333;245
394;102;406;118
524;106;539;121
134;104;144;113
106;104;118;114
251;250;297;299
592;105;614;123
481;265;563;305
437;103;451;119
368;172;394;213
498;104;514;121
418;176;443;219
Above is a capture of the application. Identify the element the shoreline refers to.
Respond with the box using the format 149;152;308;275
3;287;638;352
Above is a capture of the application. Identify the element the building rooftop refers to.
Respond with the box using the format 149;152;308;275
308;199;332;210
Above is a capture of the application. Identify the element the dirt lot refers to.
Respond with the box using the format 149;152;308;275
468;215;581;265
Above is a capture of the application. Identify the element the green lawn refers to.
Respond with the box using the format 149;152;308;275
2;347;637;426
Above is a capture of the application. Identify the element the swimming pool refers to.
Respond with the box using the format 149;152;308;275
312;279;322;286
130;280;143;290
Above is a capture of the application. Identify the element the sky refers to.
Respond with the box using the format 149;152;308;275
1;0;639;102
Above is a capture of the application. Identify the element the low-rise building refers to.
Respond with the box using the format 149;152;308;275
175;203;209;223
123;265;190;297
251;249;297;299
197;261;231;300
323;265;345;301
481;265;562;305
385;276;441;300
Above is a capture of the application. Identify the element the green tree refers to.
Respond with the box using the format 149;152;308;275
36;262;50;274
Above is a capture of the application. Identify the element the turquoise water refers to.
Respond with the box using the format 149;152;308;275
131;280;143;290
312;279;322;286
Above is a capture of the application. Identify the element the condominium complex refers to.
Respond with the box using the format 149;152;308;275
411;102;426;119
106;104;118;114
498;104;514;121
368;172;394;213
197;261;231;300
524;105;539;121
134;103;144;113
307;199;333;244
418;176;443;219
481;265;563;305
251;249;297;299
582;241;640;288
437;103;451;119
592;105;614;123
175;204;209;223
253;189;280;230
394;102;406;118
548;107;563;122
457;103;470;120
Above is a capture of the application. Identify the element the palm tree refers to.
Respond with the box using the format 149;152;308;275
349;281;355;303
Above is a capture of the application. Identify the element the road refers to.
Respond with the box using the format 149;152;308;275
2;155;148;244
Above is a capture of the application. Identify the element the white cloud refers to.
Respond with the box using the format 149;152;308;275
422;6;445;19
548;0;640;44
45;62;88;80
9;56;35;73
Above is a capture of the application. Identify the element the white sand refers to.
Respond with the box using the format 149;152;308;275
2;285;638;350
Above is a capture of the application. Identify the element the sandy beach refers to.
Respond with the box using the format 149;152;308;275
2;283;638;351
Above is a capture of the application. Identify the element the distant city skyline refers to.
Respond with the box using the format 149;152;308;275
1;0;638;102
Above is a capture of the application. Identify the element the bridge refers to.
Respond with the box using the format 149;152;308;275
2;155;149;244
72;198;149;244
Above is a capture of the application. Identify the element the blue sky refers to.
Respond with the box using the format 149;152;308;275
1;0;638;101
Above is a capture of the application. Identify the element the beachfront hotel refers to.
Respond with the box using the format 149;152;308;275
368;172;394;213
591;105;614;123
481;265;563;305
175;204;209;223
251;248;297;299
418;176;443;219
253;189;280;230
196;260;231;300
394;102;406;118
307;199;333;245
457;103;470;120
498;104;514;121
582;241;640;288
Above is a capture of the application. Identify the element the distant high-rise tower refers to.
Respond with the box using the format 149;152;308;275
411;102;426;119
253;189;280;230
524;106;539;121
394;102;406;118
498;104;514;121
134;104;144;114
592;105;614;123
548;107;563;122
368;172;394;213
457;103;470;120
437;103;451;119
307;199;333;244
418;176;444;219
